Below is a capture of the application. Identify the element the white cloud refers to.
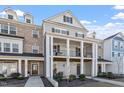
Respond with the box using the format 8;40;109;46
111;12;124;20
80;20;91;25
82;22;124;39
93;20;96;23
113;5;124;10
14;9;24;16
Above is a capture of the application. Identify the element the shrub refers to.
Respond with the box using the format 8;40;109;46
54;72;63;82
10;73;20;79
97;72;107;77
69;74;76;81
106;72;115;79
79;74;86;81
0;74;4;77
0;77;7;81
16;76;25;80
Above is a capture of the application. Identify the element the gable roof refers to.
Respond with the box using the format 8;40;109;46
104;32;124;40
43;10;88;32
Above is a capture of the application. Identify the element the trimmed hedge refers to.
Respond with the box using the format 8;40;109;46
69;74;76;81
10;73;21;79
79;74;86;81
54;72;63;82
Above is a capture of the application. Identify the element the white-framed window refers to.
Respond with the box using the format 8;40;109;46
114;40;118;48
4;43;10;53
0;42;1;52
10;25;16;35
32;46;39;54
12;44;19;53
32;30;39;38
63;15;73;24
8;14;14;20
1;24;8;34
120;42;123;49
52;28;69;35
75;32;84;38
26;19;31;23
112;52;114;57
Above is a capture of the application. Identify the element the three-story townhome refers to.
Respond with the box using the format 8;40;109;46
43;11;99;78
0;8;44;77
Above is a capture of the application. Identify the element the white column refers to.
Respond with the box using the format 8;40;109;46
46;35;50;77
50;36;53;78
25;59;28;77
101;63;104;72
103;64;106;72
92;43;95;77
18;59;22;74
80;41;84;74
95;43;98;76
66;39;70;78
8;23;10;34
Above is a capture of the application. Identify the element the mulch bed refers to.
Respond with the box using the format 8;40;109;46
41;76;54;87
0;77;29;87
58;78;98;87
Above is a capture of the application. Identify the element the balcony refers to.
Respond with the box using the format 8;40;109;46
53;50;67;56
70;51;81;57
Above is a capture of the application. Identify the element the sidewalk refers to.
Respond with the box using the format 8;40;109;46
93;77;124;87
25;76;44;87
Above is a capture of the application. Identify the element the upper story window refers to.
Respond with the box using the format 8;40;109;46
4;43;10;53
75;32;84;38
10;25;16;35
32;46;39;54
114;40;118;49
1;24;8;34
32;30;39;38
52;28;69;35
63;15;73;24
12;44;19;53
8;14;14;20
112;52;114;57
0;42;1;52
26;19;31;23
120;42;123;49
118;53;120;57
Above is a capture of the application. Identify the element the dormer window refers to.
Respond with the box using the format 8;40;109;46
8;14;13;19
63;15;73;24
26;19;31;23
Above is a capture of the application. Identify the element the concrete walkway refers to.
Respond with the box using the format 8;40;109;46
93;77;124;87
25;76;44;87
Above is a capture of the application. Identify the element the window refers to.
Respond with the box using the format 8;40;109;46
32;46;39;54
0;43;1;52
75;32;84;38
120;42;123;49
61;30;69;35
4;43;10;52
112;52;114;57
1;24;8;34
63;16;73;24
118;53;120;57
12;44;19;53
114;41;118;48
32;30;39;38
8;14;13;19
10;25;16;35
26;19;31;23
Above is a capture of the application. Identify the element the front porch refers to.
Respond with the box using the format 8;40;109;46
0;56;44;77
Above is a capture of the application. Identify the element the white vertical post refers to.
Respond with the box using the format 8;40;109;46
95;43;98;76
50;36;53;78
18;59;22;74
101;63;104;72
66;39;70;78
25;59;28;77
46;35;50;77
92;43;95;77
80;41;84;74
8;23;10;34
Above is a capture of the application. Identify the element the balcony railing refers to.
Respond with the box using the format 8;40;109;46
70;51;81;57
84;53;92;58
53;50;67;56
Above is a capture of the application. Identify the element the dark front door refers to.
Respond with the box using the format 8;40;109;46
32;64;38;75
77;64;80;75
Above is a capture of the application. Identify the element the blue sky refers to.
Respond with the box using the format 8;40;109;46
0;5;124;39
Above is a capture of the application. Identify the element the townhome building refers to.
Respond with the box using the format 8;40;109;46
0;8;44;77
43;11;101;78
103;32;124;75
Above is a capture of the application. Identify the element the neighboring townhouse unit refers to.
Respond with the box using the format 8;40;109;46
0;8;44;77
43;11;100;78
103;32;124;74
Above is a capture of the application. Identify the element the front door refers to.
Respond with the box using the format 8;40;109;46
77;64;80;75
32;64;38;75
